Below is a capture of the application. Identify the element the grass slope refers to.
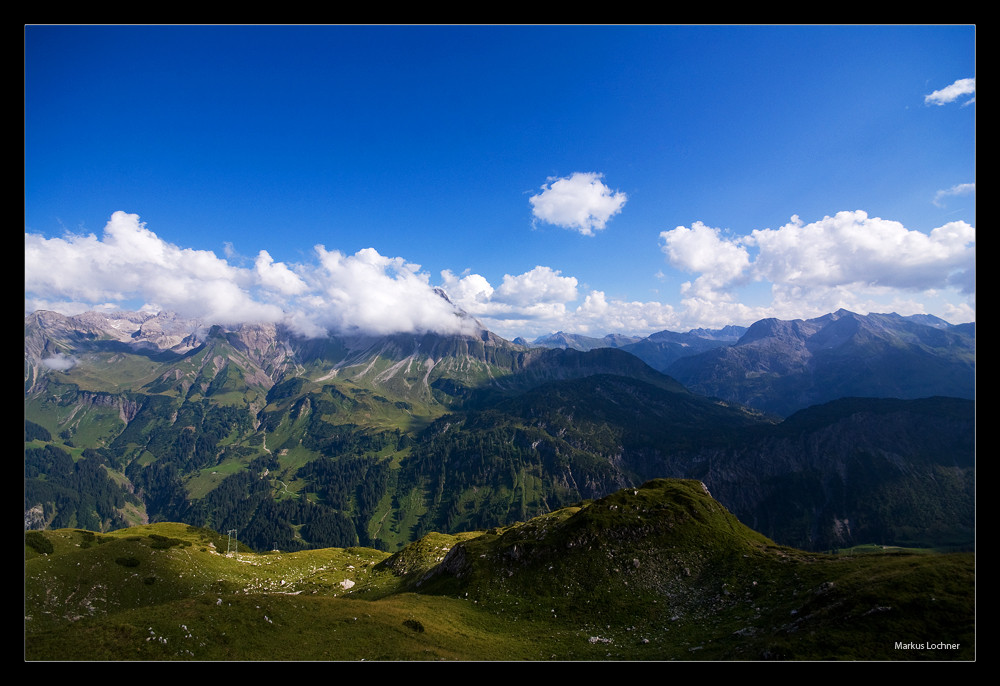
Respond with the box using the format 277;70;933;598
25;481;974;661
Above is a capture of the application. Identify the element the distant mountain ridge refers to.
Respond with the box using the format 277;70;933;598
520;325;749;381
504;310;973;418
619;325;747;372
663;309;975;416
526;331;644;352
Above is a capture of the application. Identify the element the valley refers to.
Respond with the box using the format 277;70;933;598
24;308;975;660
23;22;977;664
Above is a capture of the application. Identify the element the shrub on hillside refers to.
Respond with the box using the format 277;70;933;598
25;531;53;555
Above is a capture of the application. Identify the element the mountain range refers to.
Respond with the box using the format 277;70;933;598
657;309;974;416
520;310;974;418
25;308;974;556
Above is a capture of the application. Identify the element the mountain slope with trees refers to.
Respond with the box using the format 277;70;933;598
24;309;974;555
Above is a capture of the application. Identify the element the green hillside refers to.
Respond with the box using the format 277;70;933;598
25;480;974;661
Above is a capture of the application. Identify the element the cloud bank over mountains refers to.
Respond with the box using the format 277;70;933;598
25;212;479;339
25;207;974;340
659;212;975;329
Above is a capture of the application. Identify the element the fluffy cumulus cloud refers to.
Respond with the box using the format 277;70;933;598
660;221;751;299
302;246;476;336
440;267;573;331
924;77;976;106
24;209;976;342
25;211;614;340
494;266;578;306
749;212;974;291
440;268;683;339
347;207;967;335
529;172;627;236
41;353;78;371
660;210;975;325
573;290;681;334
414;208;974;336
254;250;308;296
440;270;494;307
25;211;283;325
24;211;478;337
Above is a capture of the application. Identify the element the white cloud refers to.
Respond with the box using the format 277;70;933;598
669;294;772;331
659;221;751;299
439;268;685;339
437;265;682;338
655;211;975;329
748;211;974;291
573;291;680;335
440;270;495;306
494;266;578;306
255;250;309;296
439;266;578;334
41;353;78;371
943;301;976;324
456;211;975;336
529;172;627;236
24;211;282;326
924;78;975;106
24;209;975;343
24;211;477;338
302;246;478;336
933;182;975;208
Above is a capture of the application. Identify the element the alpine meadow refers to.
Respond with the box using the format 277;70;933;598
25;25;974;661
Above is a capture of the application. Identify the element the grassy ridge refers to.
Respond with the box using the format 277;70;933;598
25;481;974;661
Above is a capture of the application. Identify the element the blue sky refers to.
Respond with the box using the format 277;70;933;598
25;25;975;340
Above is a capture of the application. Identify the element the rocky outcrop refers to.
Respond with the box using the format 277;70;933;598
74;390;144;424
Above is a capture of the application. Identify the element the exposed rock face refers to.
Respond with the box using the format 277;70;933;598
24;504;46;530
74;390;143;423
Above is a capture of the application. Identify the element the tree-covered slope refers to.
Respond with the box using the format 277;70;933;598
25;310;974;556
